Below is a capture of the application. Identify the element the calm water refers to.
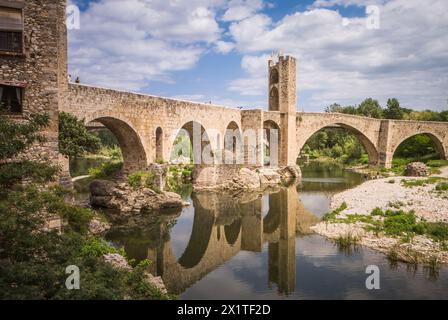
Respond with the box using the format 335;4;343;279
105;162;448;300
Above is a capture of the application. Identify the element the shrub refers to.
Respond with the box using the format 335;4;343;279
128;171;159;192
88;162;123;179
435;182;448;191
81;237;123;258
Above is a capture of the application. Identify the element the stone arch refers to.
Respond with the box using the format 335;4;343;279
269;87;279;111
298;122;379;165
264;120;281;166
171;121;215;165
224;121;243;165
270;68;279;84
177;201;215;269
86;115;148;172
155;127;164;163
224;219;242;246
391;132;446;161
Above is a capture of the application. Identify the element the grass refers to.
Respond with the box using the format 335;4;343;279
326;207;448;244
435;182;448;191
333;233;360;254
401;177;446;188
388;201;405;209
322;202;347;222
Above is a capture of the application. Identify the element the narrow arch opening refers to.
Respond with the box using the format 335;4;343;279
170;121;214;165
156;127;163;163
270;68;279;84
263;120;281;167
392;133;446;170
224;121;242;165
269;87;279;111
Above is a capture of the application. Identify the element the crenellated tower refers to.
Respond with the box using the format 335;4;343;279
268;52;298;166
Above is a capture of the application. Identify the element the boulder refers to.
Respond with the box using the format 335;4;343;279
259;168;281;185
405;162;429;177
90;179;117;196
238;168;261;189
145;273;168;294
88;218;111;235
90;195;114;208
159;192;184;209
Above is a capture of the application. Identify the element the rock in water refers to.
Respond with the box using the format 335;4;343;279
90;179;117;196
405;162;429;177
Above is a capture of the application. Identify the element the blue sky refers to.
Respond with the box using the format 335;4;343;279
68;0;448;111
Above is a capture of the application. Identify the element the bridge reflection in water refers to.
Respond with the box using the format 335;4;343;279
106;186;319;296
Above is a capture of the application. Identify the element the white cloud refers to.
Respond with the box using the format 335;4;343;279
214;40;236;54
222;0;265;22
226;0;448;111
69;0;226;90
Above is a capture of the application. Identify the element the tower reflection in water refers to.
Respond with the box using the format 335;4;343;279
106;186;318;296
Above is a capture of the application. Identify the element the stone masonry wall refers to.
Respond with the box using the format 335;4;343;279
0;0;67;167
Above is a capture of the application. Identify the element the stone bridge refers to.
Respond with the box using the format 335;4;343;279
2;0;447;177
64;77;448;170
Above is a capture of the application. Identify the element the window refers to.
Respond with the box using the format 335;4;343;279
0;84;23;113
0;6;23;53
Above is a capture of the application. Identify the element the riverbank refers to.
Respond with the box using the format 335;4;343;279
311;167;448;265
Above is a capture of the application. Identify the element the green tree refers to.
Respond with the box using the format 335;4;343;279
357;98;383;118
0;109;170;300
384;98;404;120
59;112;101;158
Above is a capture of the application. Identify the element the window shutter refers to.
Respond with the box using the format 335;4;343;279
0;7;23;31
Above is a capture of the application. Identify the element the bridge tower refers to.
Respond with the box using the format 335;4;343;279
268;52;298;166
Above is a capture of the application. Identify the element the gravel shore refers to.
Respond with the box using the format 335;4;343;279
311;167;448;264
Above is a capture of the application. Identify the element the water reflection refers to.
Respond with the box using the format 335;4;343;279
107;187;307;295
105;162;448;299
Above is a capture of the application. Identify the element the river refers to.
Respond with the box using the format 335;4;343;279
88;161;448;299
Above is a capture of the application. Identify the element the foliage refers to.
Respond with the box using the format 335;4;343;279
0;110;171;300
322;202;348;222
88;161;123;180
401;177;445;188
326;98;448;122
81;237;124;258
59;112;101;158
166;165;193;196
128;171;160;193
383;98;404;120
92;128;119;148
435;182;448;192
333;233;360;250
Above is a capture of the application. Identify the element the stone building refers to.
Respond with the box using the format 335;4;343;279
0;0;67;169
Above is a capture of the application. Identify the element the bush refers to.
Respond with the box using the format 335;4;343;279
128;171;159;192
88;162;123;179
435;182;448;191
81;237;124;258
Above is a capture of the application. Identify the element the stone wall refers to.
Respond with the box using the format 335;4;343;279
0;0;67;167
65;84;242;170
